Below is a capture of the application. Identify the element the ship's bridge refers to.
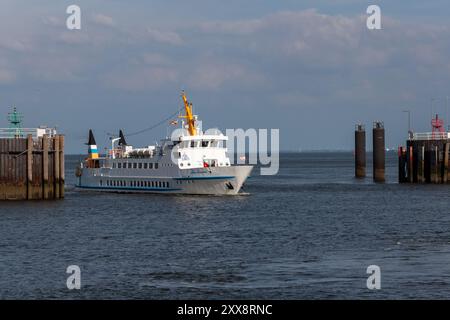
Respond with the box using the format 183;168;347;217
173;132;230;169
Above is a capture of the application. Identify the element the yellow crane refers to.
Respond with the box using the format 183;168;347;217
180;91;197;136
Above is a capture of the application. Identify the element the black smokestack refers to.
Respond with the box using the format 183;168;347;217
119;130;127;146
87;129;96;145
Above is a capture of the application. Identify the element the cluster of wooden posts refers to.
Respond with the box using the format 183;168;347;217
0;135;65;200
399;140;450;183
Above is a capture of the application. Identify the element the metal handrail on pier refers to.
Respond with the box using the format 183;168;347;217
0;127;57;139
411;132;450;140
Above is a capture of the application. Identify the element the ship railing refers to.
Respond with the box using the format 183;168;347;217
411;132;450;140
0;127;57;139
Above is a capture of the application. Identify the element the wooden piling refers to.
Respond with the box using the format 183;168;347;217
26;134;33;200
42;135;49;199
398;146;406;183
443;142;450;183
407;146;414;183
59;135;65;199
434;146;441;183
430;145;438;183
373;122;385;182
418;145;425;183
436;144;445;183
355;124;366;178
54;136;60;199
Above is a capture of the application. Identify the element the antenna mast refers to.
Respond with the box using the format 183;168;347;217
7;107;24;138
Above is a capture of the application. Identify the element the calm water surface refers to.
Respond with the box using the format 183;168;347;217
1;152;450;299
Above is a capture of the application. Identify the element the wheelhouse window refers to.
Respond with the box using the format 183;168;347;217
155;163;159;169
118;163;122;169
201;140;209;148
133;163;137;169
144;163;148;169
138;163;142;169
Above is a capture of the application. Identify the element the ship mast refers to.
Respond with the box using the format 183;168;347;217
180;91;197;136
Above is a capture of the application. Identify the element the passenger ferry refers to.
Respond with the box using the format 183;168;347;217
75;92;253;195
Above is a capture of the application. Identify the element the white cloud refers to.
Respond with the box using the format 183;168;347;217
189;63;265;90
3;7;450;108
103;67;179;91
0;38;30;52
92;14;115;27
198;18;265;35
141;53;171;65
146;28;183;45
41;16;63;28
21;55;83;82
58;32;90;45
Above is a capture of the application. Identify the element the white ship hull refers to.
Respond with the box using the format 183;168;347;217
76;164;253;195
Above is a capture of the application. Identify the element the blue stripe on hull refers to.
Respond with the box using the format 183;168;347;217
76;185;182;192
174;176;235;180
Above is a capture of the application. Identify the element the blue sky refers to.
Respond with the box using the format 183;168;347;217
1;1;450;153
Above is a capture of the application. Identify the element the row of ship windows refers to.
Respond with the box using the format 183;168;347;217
102;180;170;188
177;140;221;148
112;162;174;169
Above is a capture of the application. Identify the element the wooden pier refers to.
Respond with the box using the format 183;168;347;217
398;132;450;184
0;130;64;200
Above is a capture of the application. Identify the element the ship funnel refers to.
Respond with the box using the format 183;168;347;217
87;129;96;145
86;129;99;159
119;129;127;146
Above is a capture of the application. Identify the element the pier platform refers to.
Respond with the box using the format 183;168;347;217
0;128;64;200
399;132;450;184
